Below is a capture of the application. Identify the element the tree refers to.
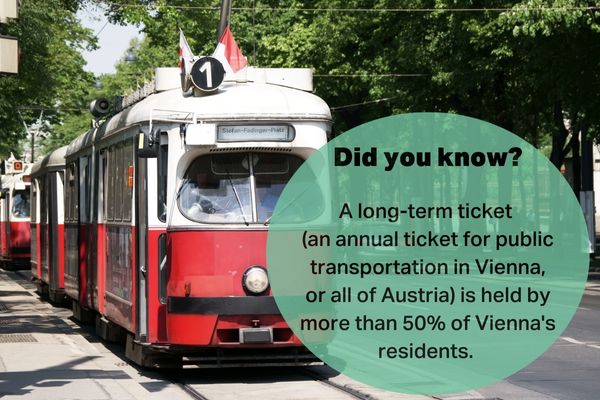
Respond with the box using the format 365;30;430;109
0;0;96;159
53;0;600;170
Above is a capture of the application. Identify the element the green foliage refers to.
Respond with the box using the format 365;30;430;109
29;0;600;171
0;0;96;158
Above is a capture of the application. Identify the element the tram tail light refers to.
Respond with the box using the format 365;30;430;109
127;165;134;188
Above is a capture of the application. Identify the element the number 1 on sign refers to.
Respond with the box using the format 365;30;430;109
200;61;212;87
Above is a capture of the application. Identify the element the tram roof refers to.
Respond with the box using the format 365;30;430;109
31;145;68;175
65;129;95;159
99;82;331;139
65;80;331;157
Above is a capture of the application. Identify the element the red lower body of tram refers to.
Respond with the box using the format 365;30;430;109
1;221;31;268
162;230;299;348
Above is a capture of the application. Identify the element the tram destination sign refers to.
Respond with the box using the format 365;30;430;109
217;125;294;142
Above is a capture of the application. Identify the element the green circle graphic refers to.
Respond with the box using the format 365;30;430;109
266;113;588;395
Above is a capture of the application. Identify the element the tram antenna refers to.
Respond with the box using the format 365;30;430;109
217;0;233;44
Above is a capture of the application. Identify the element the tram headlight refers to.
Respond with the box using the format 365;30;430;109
242;266;269;294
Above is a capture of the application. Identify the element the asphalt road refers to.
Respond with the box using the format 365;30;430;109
467;274;600;400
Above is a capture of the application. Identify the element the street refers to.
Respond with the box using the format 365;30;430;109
1;270;598;400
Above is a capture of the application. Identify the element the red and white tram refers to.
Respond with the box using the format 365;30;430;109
36;64;331;367
30;146;67;301
0;157;32;269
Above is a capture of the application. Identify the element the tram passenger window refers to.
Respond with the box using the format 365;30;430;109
115;145;124;221
157;143;168;222
39;178;47;224
31;181;37;221
123;141;133;222
12;190;30;218
107;147;115;221
66;163;76;223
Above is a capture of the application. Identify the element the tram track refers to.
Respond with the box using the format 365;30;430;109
172;380;212;400
167;366;379;400
300;368;376;400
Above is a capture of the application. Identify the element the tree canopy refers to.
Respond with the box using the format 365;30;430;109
0;0;96;159
1;0;599;178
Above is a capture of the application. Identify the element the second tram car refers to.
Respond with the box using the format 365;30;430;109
0;157;32;269
33;65;331;367
30;146;67;301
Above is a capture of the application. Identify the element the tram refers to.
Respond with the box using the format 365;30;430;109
48;61;332;367
0;156;32;269
30;146;67;301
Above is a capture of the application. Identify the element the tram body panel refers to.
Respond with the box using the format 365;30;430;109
8;221;30;260
164;230;302;347
167;230;268;298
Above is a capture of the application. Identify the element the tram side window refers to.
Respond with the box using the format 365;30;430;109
65;163;77;223
115;145;123;222
80;158;90;224
123;140;133;222
101;151;107;222
39;176;47;224
107;147;115;221
105;141;134;223
58;171;65;220
157;142;168;222
31;180;37;221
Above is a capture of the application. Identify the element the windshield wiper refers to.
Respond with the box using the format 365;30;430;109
225;169;249;226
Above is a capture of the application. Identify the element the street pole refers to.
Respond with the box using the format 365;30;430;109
217;0;232;43
581;123;595;254
17;108;43;163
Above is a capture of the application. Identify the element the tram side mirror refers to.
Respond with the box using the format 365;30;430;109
137;128;161;158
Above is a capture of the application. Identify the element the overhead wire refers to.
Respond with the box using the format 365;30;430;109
100;2;600;13
331;96;401;111
314;73;427;78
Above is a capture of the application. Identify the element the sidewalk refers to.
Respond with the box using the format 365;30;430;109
0;269;184;400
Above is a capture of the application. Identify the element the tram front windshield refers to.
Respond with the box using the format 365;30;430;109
178;153;321;224
12;190;30;218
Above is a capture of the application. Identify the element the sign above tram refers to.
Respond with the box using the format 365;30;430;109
217;125;294;142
